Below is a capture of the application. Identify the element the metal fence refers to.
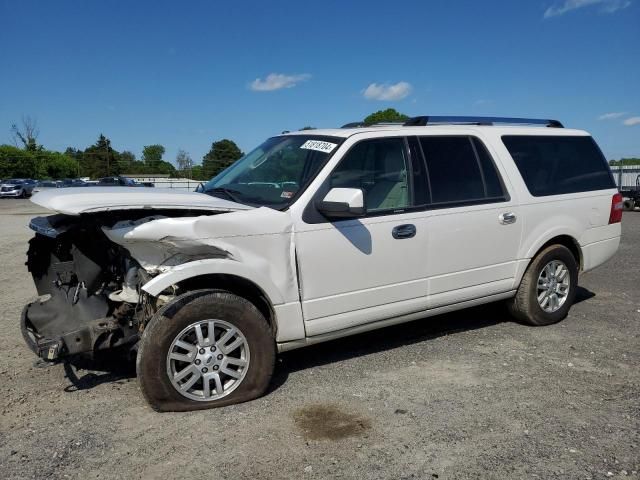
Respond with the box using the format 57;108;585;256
610;166;640;188
148;179;203;190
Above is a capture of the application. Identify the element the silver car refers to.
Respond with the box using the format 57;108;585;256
0;179;37;198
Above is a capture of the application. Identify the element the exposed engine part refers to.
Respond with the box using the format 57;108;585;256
23;208;228;362
108;264;140;303
24;212;170;361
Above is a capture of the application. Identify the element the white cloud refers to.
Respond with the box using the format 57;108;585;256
598;112;627;120
362;82;412;101
249;73;311;92
600;0;632;11
623;116;640;126
544;0;631;18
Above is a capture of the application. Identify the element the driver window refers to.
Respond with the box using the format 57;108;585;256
330;138;410;212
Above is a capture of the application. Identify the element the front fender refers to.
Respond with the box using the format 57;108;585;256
142;258;285;305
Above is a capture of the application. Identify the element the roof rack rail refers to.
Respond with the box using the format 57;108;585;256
341;121;405;128
403;116;564;128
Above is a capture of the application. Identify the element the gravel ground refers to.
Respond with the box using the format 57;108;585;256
0;199;638;480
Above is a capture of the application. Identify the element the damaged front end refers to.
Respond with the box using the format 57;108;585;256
23;186;297;363
24;214;152;361
22;211;207;362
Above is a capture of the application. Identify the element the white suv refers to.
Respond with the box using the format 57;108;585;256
23;116;622;411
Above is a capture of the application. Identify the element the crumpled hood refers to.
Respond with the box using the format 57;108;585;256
30;187;252;215
101;207;299;305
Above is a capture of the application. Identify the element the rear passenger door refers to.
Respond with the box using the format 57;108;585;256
415;136;522;307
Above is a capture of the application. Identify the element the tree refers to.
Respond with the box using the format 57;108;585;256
0;145;78;179
154;160;177;176
363;108;409;125
82;134;120;178
11;116;40;151
119;150;136;169
64;147;82;159
609;158;640;166
176;149;193;178
142;144;165;172
190;164;205;181
38;151;79;178
202;139;243;179
0;145;37;177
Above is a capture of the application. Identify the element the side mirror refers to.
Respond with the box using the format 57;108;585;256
317;188;365;219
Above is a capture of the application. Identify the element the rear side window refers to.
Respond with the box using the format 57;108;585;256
418;136;506;205
502;135;615;196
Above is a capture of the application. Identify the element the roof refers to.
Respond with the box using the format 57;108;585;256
283;125;590;139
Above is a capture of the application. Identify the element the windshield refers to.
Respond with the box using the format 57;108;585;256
203;135;343;208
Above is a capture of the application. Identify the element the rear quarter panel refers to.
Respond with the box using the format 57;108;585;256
482;129;621;283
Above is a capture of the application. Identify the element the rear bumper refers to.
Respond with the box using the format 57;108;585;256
582;236;620;273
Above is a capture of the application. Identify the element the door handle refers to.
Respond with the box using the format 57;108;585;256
392;224;416;239
499;212;517;225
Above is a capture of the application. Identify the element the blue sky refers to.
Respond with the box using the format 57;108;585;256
1;0;638;165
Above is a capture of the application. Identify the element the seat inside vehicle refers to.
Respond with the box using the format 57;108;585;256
366;147;408;210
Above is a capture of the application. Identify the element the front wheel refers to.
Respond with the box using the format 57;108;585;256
137;289;276;412
508;244;578;326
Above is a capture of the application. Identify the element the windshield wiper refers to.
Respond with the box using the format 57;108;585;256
208;187;243;203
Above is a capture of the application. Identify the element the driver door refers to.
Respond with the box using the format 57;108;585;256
294;137;430;336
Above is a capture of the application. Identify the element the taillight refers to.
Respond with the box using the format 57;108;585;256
609;192;623;224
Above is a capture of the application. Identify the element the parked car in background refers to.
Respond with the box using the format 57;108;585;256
97;176;138;186
60;178;88;188
0;179;37;198
32;180;62;194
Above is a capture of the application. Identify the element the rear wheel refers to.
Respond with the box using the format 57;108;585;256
508;244;578;326
137;289;275;412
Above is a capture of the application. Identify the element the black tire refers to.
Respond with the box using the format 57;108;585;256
507;244;578;326
137;289;276;412
20;189;27;199
623;199;634;211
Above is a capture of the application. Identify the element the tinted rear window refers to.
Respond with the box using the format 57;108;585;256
502;135;615;196
419;136;506;205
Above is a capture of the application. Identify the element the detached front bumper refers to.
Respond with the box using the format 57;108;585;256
22;298;138;361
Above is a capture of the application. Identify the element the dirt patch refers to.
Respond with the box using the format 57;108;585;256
293;404;371;440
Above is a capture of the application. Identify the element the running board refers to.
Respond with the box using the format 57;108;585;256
277;290;515;352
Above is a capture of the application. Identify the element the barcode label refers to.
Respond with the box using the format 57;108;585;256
300;140;338;153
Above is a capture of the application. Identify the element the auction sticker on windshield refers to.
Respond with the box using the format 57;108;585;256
300;140;337;153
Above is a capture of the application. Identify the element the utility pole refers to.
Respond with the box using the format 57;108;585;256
105;140;110;176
